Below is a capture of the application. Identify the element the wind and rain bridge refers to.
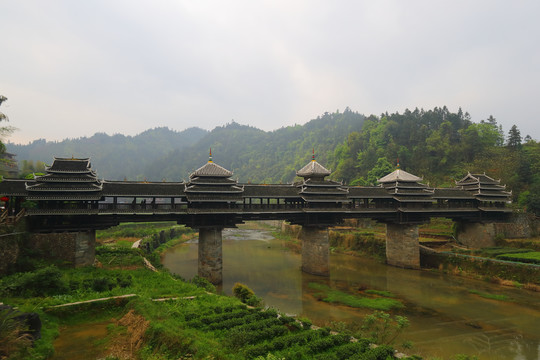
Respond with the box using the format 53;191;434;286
0;153;512;284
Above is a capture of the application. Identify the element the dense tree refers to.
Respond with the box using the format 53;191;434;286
0;96;16;154
363;157;395;186
507;124;522;149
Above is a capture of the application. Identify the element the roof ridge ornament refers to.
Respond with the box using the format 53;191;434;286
209;148;213;163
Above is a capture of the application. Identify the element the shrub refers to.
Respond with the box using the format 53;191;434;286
348;344;394;360
360;311;409;346
0;308;33;359
232;282;262;306
190;275;216;293
91;277;115;292
1;266;67;297
233;282;255;302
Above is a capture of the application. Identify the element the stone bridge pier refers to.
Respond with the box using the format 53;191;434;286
198;226;223;285
300;225;330;276
28;230;96;267
385;223;420;269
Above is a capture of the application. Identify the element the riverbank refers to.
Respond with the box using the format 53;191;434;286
162;222;540;360
277;219;539;290
1;222;422;360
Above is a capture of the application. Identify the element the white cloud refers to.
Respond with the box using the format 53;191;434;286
1;0;539;143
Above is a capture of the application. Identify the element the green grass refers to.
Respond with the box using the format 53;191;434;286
1;226;415;360
496;251;540;265
308;283;403;311
96;221;192;240
364;289;396;298
468;289;509;301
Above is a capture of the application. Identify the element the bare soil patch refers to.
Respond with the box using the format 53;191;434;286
105;310;149;359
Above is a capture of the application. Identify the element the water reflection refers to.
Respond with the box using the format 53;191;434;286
162;228;540;360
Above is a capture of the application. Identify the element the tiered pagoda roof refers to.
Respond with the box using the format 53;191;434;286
456;173;512;203
378;169;433;204
184;151;243;203
296;152;349;204
25;157;103;200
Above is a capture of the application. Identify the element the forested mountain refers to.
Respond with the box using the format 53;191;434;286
6;106;540;214
144;109;365;183
7;127;208;180
328;107;539;214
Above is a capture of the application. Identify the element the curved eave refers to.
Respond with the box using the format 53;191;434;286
25;195;103;201
36;177;99;183
185;190;244;194
479;207;513;212
102;193;186;198
299;190;349;196
26;186;103;192
393;197;433;203
301;198;352;203
44;169;96;175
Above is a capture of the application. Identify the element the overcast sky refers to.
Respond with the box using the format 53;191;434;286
1;1;539;144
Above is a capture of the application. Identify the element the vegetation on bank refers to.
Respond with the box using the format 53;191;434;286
1;224;421;360
96;221;195;243
451;246;540;265
308;283;403;311
279;218;539;288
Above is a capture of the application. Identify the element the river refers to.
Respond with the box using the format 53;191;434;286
162;227;540;360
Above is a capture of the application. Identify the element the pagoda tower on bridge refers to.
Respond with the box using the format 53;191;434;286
295;150;349;208
184;149;243;208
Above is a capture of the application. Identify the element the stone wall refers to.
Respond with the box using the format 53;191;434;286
456;213;539;248
456;222;497;248
0;233;20;275
28;231;96;267
493;213;539;238
385;223;420;269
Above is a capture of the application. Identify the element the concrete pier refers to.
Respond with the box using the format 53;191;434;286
300;225;330;276
198;227;223;285
385;223;420;269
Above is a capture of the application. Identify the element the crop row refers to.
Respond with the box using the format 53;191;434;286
311;340;371;360
496;251;540;264
186;308;280;330
183;303;252;321
244;328;331;358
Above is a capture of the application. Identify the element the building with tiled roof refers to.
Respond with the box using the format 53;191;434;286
296;152;349;207
378;168;434;209
456;173;512;206
184;151;243;205
25;157;103;201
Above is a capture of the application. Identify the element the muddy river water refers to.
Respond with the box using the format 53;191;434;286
162;228;540;360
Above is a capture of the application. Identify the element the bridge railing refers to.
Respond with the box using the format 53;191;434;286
97;203;188;211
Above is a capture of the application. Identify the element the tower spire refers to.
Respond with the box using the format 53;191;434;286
312;148;315;161
209;148;213;163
